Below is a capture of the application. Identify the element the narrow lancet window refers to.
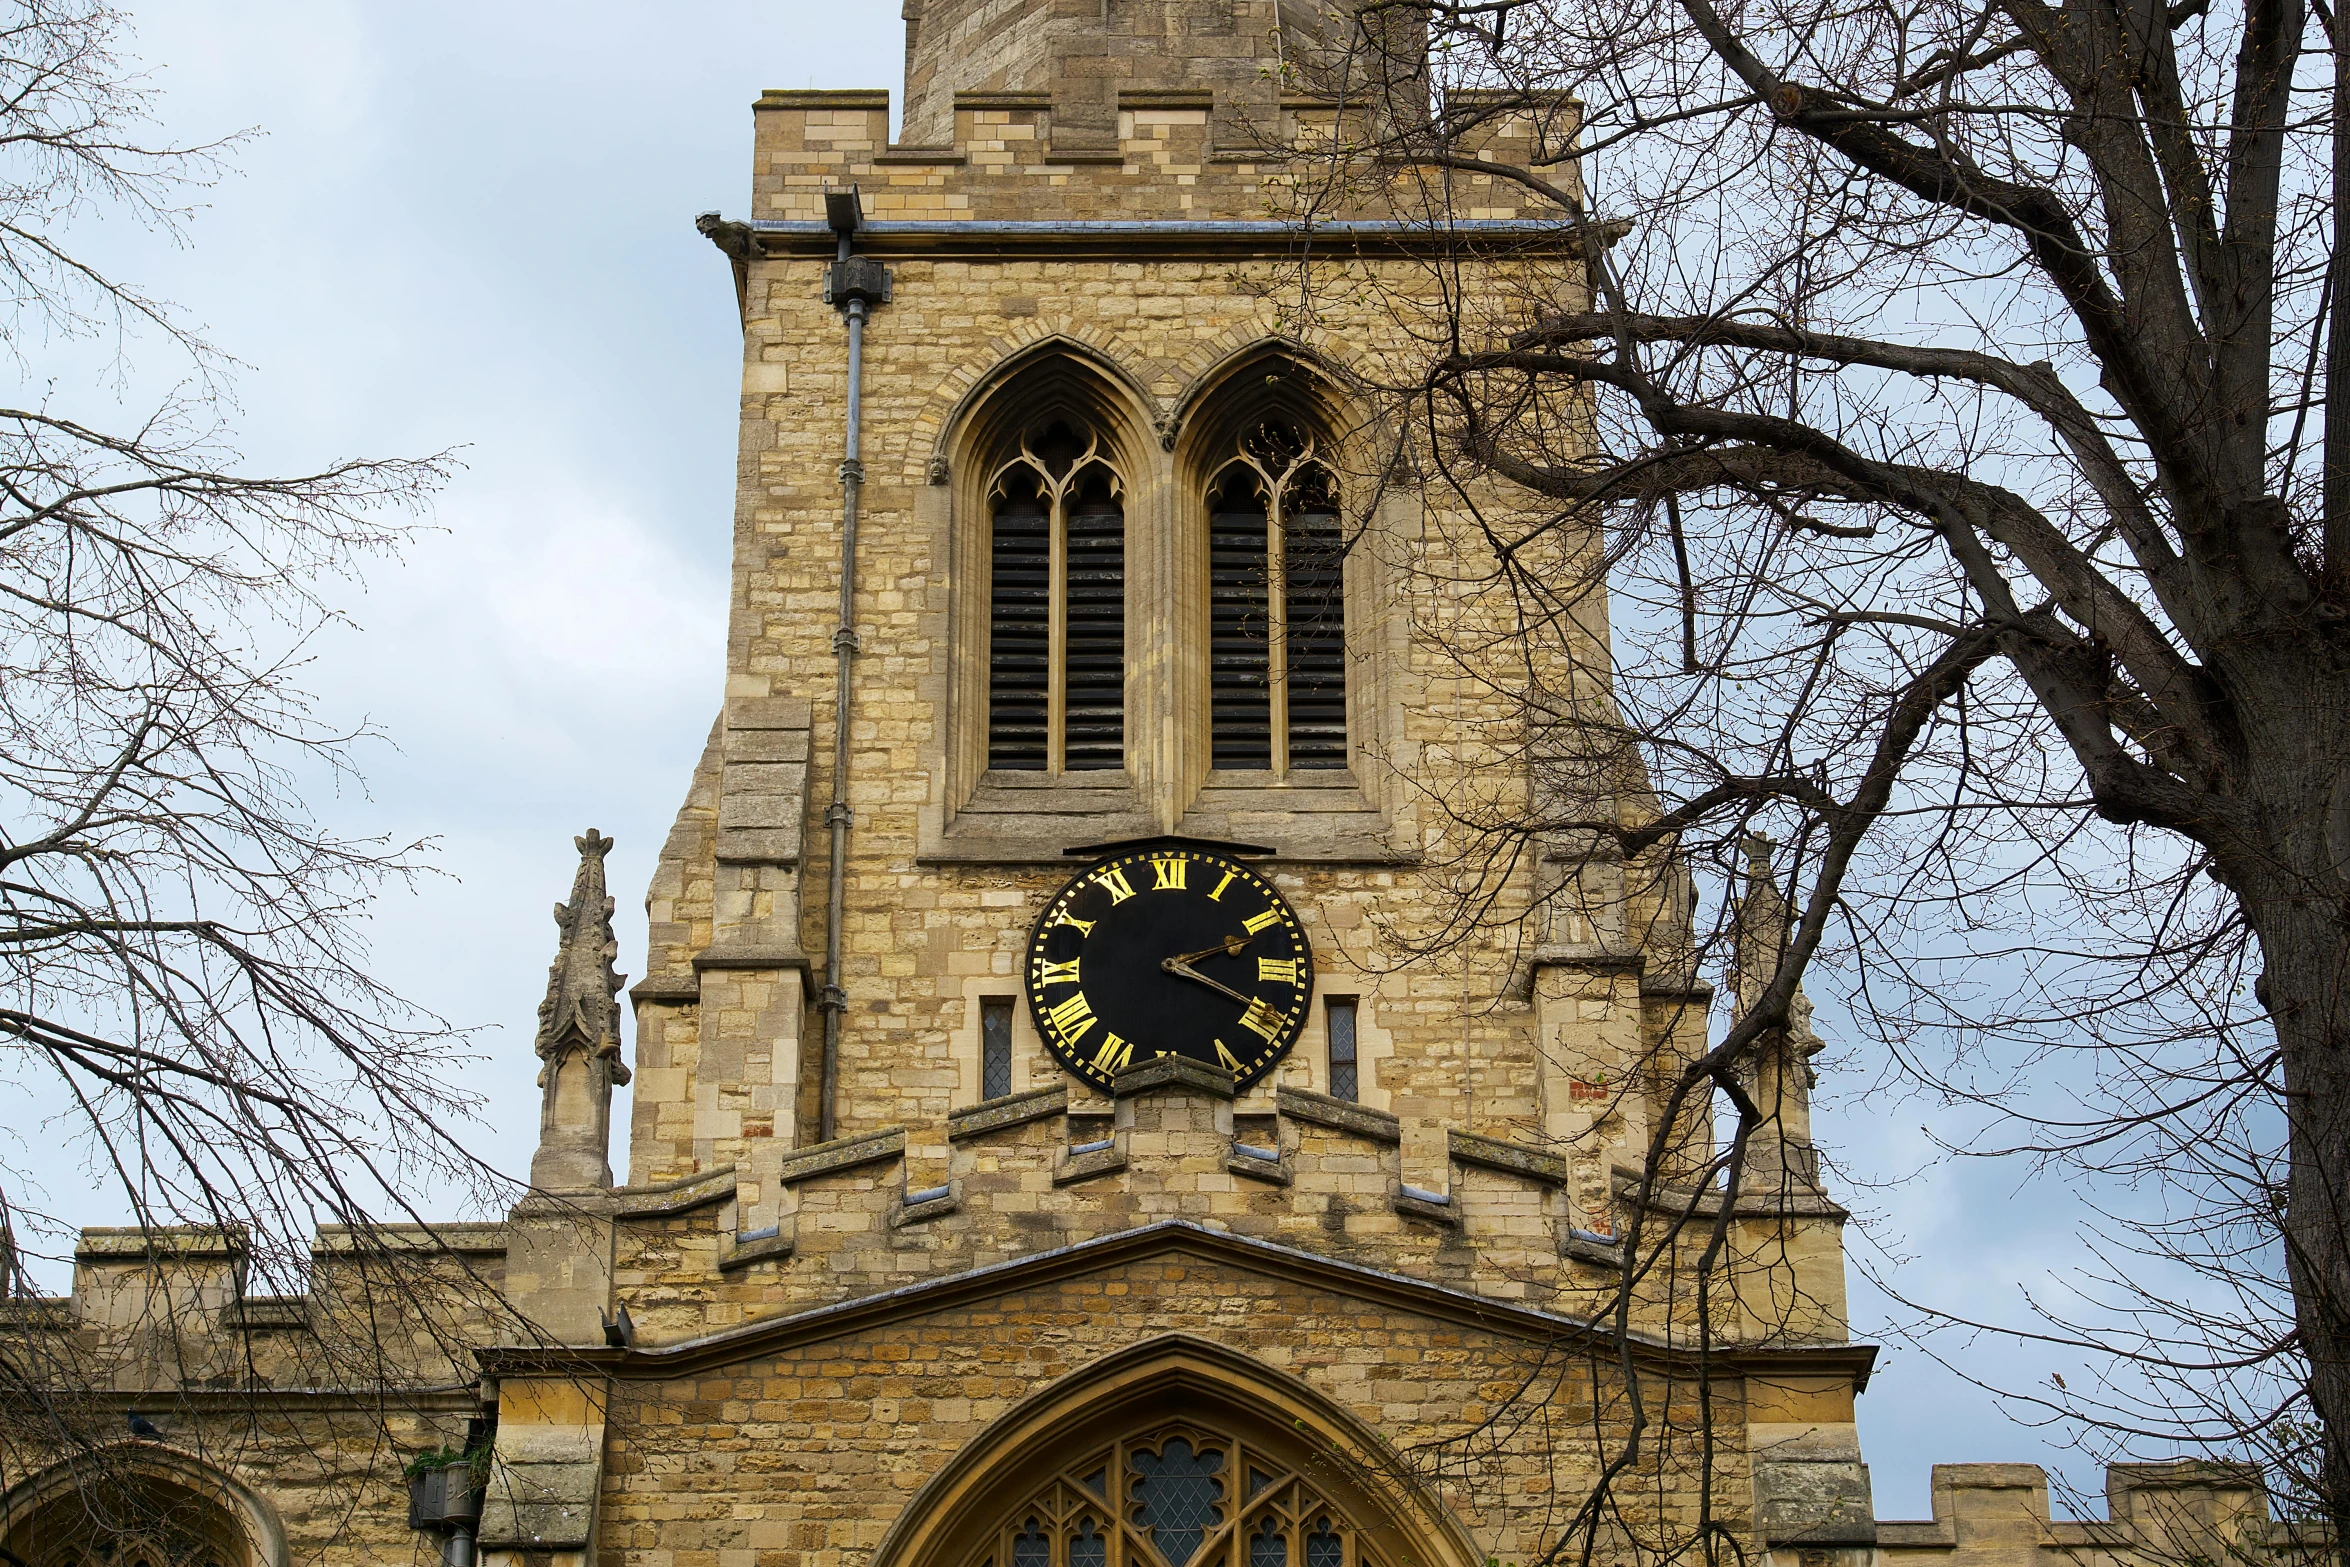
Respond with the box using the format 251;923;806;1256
981;996;1014;1100
987;421;1126;773
1207;421;1348;773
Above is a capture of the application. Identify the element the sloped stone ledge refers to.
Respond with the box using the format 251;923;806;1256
948;1085;1068;1140
1276;1086;1401;1145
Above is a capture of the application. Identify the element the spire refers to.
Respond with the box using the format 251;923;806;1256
1728;834;1828;1193
529;830;632;1192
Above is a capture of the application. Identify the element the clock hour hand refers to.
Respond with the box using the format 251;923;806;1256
1159;956;1253;1008
1167;932;1253;967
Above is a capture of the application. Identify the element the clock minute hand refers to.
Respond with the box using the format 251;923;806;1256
1159;956;1254;1008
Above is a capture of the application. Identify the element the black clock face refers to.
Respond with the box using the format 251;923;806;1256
1026;847;1313;1092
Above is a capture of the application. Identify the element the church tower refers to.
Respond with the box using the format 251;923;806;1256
595;9;1875;1567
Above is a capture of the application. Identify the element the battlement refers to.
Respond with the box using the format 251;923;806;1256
1872;1461;2328;1567
7;1221;511;1391
746;87;1574;228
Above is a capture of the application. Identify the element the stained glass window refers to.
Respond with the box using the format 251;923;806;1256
965;1425;1381;1567
1130;1438;1224;1566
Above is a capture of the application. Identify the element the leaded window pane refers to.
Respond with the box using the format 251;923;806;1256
1013;1522;1051;1567
1307;1525;1343;1567
1250;1519;1287;1567
1130;1438;1225;1566
1071;1522;1108;1567
981;997;1014;1100
1327;998;1358;1102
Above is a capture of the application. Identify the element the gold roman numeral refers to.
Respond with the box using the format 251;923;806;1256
1092;1033;1134;1072
1213;1037;1243;1071
1256;957;1299;986
1051;911;1096;937
1092;866;1137;904
1150;856;1187;891
1242;907;1282;935
1046;991;1097;1042
1207;869;1238;902
1037;959;1082;987
1239;997;1286;1043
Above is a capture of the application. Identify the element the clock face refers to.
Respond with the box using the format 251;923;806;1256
1026;846;1314;1092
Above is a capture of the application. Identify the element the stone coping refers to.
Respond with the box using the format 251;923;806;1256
947;1085;1069;1140
1275;1086;1401;1144
1610;1167;1851;1222
75;1226;246;1260
1448;1127;1571;1186
1054;1140;1128;1186
1111;1055;1235;1100
613;1166;739;1218
311;1222;509;1256
777;1127;906;1186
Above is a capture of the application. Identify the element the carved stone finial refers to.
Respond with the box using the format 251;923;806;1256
529;830;632;1192
1728;829;1827;1192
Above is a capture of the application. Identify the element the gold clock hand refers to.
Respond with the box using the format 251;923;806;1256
1159;956;1254;1008
1167;932;1253;967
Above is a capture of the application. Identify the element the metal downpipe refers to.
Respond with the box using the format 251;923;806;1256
817;198;885;1145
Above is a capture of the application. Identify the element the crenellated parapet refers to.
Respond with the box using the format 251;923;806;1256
742;86;1575;231
1866;1462;2331;1567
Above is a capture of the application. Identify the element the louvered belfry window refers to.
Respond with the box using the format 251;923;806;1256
988;421;1126;772
1209;422;1347;772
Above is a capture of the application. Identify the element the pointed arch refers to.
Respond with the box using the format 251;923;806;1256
930;335;1163;857
870;1336;1482;1567
933;334;1165;485
1166;339;1364;466
0;1443;291;1567
1173;346;1366;779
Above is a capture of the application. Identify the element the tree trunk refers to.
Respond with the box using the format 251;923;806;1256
2250;883;2350;1520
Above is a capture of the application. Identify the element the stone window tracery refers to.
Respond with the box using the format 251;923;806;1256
988;419;1126;774
1205;421;1347;774
15;1480;250;1567
965;1424;1383;1567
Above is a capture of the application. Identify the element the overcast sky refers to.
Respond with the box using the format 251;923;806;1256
43;0;2130;1521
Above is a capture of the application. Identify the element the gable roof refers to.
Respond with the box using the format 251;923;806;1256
478;1218;1876;1387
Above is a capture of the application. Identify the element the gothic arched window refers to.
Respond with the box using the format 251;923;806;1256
1207;422;1346;773
10;1474;253;1567
964;1423;1384;1567
989;420;1126;773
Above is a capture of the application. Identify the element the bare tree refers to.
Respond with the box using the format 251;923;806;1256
1266;0;2350;1540
0;0;516;1470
